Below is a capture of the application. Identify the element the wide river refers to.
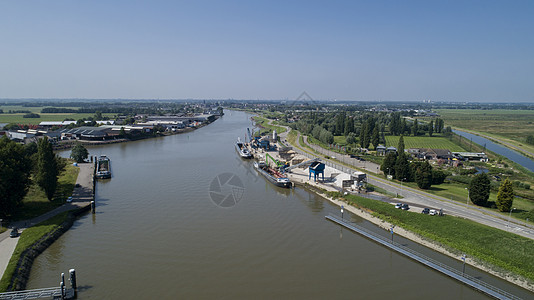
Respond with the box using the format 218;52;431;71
27;111;531;299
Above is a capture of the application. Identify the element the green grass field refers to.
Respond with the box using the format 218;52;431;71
252;116;287;134
0;113;115;125
345;194;534;282
385;135;466;151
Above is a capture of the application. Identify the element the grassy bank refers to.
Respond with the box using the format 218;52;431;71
0;212;69;292
344;194;534;282
12;162;79;221
252;116;287;134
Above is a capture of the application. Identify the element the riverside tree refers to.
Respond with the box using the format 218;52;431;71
394;153;411;181
70;143;89;163
469;173;491;206
0;136;32;218
36;137;59;200
381;152;397;177
496;178;514;212
414;161;433;189
397;135;405;154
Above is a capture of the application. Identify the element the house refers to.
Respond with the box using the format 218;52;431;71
452;152;488;162
386;146;397;154
376;145;386;156
408;148;452;160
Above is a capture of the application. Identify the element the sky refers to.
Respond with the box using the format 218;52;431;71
1;1;533;102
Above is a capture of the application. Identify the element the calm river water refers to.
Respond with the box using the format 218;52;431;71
26;111;531;299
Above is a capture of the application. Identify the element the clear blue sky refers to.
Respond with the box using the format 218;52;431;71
1;1;533;102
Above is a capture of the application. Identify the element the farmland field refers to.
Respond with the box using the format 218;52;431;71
0;105;115;125
384;135;466;151
434;109;534;156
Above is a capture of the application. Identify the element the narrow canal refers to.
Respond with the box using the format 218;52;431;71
453;129;534;172
26;111;532;299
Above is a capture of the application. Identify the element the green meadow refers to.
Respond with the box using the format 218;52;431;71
384;135;466;151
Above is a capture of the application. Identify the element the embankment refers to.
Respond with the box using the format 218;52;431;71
6;204;91;291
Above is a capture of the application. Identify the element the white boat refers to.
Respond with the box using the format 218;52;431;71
235;137;253;159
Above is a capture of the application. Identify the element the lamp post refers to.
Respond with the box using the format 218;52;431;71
465;188;469;207
461;254;467;275
508;207;516;229
341;205;344;221
400;178;406;196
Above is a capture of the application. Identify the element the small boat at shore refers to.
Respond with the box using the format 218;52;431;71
95;155;111;179
236;138;253;159
254;161;291;188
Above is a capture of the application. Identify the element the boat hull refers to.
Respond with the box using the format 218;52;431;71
235;142;253;159
254;162;291;188
96;156;112;179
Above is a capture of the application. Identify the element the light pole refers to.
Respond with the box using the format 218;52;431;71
508;207;516;229
461;254;467;275
341;205;344;222
465;188;469;207
400;178;406;196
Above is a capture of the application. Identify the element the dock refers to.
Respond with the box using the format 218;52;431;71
0;269;78;300
325;214;520;300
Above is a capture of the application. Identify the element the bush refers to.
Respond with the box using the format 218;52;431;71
22;113;40;118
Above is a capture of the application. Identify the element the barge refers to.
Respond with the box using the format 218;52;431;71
254;161;291;188
95;155;111;179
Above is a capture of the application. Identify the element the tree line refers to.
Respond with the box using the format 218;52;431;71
290;110;447;150
0;136;64;218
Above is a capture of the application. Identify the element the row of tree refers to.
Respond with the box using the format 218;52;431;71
468;173;515;211
0;136;63;218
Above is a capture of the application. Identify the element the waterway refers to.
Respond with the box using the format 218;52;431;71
453;129;534;173
26;111;532;299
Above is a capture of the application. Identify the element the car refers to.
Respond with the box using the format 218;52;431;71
429;209;437;216
9;228;19;238
401;204;410;210
66;196;73;203
75;183;81;188
422;208;430;214
395;203;403;209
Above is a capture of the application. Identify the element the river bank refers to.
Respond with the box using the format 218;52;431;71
52;119;219;151
263;122;534;292
293;180;534;292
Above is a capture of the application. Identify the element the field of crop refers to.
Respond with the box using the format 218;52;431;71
0;105;116;125
434;109;534;156
385;136;466;151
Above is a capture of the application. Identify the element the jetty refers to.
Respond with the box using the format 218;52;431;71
0;269;78;299
325;214;520;300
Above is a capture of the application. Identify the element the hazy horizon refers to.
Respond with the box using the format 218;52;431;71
1;1;533;102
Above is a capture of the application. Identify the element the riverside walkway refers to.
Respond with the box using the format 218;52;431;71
326;214;520;300
0;162;94;283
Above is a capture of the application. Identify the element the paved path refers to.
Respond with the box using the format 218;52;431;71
0;163;94;281
276;124;534;240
